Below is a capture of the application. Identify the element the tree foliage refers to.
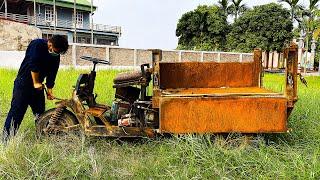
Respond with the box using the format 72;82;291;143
228;0;248;20
176;5;229;51
217;0;230;16
278;0;304;23
227;3;293;52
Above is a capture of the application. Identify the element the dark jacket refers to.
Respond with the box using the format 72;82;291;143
15;39;60;89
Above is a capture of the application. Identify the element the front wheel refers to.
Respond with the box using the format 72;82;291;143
36;108;78;137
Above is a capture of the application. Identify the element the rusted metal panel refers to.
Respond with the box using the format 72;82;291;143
85;126;155;138
152;89;161;108
253;48;263;87
86;107;108;117
159;62;260;89
284;43;298;108
161;87;281;97
152;49;162;108
159;96;287;133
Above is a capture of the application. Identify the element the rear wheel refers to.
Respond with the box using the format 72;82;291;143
36;108;78;137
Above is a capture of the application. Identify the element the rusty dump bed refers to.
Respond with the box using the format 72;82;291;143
152;46;298;134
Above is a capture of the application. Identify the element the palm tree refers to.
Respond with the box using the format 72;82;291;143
278;0;304;22
300;0;320;41
300;0;320;73
217;0;230;16
303;0;319;20
309;0;320;10
228;0;248;20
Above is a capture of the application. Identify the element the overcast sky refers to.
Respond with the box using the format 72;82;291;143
92;0;310;50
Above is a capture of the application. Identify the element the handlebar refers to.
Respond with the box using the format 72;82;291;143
80;56;111;65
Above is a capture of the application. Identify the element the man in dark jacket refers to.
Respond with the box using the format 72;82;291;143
3;35;69;141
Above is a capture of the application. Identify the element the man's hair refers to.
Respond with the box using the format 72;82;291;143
49;35;69;55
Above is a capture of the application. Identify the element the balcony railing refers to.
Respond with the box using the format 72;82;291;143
0;12;33;23
0;12;121;35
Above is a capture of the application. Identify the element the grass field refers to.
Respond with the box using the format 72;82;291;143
0;68;320;179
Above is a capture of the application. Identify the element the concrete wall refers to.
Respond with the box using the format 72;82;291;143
59;44;254;68
0;44;254;69
0;51;25;68
261;51;286;69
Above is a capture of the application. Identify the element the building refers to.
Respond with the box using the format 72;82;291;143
0;0;121;45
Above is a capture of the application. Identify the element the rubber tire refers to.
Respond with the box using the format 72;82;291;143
36;108;78;137
113;71;143;83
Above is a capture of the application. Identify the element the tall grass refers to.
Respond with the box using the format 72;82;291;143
0;68;320;179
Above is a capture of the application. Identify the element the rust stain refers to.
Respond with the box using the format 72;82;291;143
85;126;155;138
161;87;280;96
85;107;108;117
285;43;298;107
253;48;263;87
159;96;288;133
159;62;260;89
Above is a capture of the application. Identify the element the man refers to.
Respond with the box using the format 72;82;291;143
3;35;69;141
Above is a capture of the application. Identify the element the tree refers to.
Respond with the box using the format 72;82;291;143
227;3;293;53
217;0;230;16
290;1;319;52
300;0;319;29
176;5;229;51
228;0;248;21
297;0;320;71
278;0;304;23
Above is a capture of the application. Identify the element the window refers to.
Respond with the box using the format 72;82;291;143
96;39;117;45
43;34;67;41
76;36;90;44
76;12;83;28
42;33;53;40
45;6;54;26
97;39;110;45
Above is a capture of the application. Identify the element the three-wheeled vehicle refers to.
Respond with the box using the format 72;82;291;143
36;44;301;138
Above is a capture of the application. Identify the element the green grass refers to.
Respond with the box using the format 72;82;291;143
0;68;320;179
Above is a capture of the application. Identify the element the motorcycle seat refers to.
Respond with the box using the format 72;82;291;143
113;71;144;85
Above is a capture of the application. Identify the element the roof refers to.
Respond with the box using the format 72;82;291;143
26;0;97;12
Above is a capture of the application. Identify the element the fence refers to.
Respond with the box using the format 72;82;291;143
58;43;254;69
0;12;121;35
9;44;302;72
0;44;255;69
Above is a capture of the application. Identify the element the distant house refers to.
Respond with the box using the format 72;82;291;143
0;0;121;45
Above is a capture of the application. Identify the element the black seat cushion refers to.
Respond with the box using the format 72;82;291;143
114;71;143;84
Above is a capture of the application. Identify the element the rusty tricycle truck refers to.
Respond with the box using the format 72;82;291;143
36;44;300;138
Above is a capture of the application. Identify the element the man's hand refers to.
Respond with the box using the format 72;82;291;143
33;83;43;90
46;88;55;100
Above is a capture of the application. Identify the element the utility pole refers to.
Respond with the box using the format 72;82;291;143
73;0;77;43
4;0;7;18
53;0;56;33
91;0;94;44
33;0;37;26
